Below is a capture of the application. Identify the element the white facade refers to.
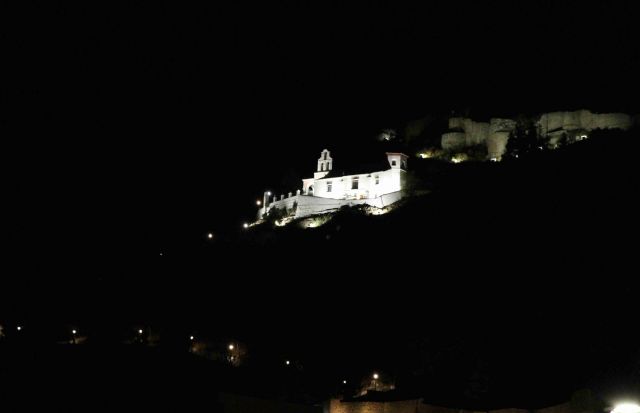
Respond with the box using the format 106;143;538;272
259;150;408;219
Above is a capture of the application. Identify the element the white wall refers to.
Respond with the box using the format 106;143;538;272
303;178;315;195
312;169;403;200
294;191;404;218
260;191;404;220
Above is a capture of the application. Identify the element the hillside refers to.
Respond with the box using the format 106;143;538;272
239;128;638;271
0;341;330;412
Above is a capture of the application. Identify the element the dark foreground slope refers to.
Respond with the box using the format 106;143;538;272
0;342;222;412
0;341;328;412
4;130;637;412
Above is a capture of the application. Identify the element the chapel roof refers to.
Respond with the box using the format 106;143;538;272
311;144;407;179
320;158;392;179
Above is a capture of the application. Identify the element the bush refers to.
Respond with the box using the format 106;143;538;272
265;207;288;223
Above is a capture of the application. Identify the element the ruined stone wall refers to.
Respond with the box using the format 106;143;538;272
442;118;490;151
441;117;515;159
326;398;437;413
487;131;510;159
441;110;633;160
488;118;517;159
538;110;632;135
326;391;599;413
467;122;490;146
327;398;492;413
442;131;467;150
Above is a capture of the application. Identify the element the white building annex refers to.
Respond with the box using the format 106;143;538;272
258;150;408;220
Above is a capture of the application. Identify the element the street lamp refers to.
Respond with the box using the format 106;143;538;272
243;223;249;229
227;343;236;364
190;335;194;341
256;200;261;206
207;233;214;239
372;373;379;380
71;329;77;344
612;404;640;413
343;380;347;384
17;326;22;331
285;360;290;366
372;372;379;391
138;329;143;335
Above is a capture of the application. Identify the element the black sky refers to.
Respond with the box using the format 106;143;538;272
9;0;640;242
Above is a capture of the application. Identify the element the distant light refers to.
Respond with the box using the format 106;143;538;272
285;360;290;365
17;326;22;331
207;232;214;239
190;336;194;341
138;329;143;334
243;223;249;229
228;344;235;351
343;380;347;384
267;191;271;196
373;373;379;380
612;404;640;413
256;200;261;206
159;252;163;256
72;329;77;335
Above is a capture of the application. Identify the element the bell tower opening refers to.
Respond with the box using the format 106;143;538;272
314;149;333;179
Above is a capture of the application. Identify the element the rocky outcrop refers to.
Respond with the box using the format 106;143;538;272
441;131;467;150
538;110;632;135
440;110;633;160
441;117;516;159
538;110;632;146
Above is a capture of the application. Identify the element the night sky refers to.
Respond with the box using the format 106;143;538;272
6;1;640;406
